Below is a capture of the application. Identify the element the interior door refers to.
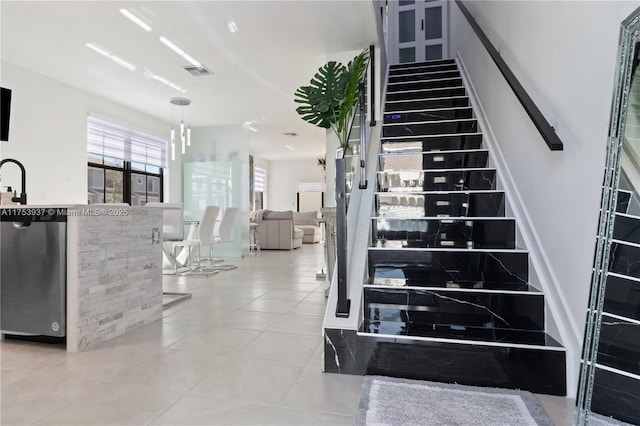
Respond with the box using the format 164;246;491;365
391;0;448;64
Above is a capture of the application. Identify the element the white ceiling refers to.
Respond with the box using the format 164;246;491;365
0;0;378;161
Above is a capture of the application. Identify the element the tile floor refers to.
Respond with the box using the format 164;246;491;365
1;243;575;425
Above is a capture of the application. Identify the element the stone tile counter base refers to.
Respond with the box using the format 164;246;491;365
66;206;163;352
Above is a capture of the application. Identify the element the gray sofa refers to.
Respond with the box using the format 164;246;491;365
255;210;303;250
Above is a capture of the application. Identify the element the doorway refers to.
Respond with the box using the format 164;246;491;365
388;0;449;64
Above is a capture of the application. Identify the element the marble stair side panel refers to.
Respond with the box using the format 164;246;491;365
613;213;640;245
609;241;640;279
591;367;640;425
382;119;477;137
381;134;483;152
372;217;516;249
596;314;640;376
383;108;474;124
603;274;640;321
375;191;507;218
368;247;530;290
388;69;460;84
389;61;458;75
385;96;470;112
387;77;464;93
386;87;467;102
363;287;545;332
386;77;463;93
323;328;567;395
617;190;632;213
378;169;496;192
379;150;489;170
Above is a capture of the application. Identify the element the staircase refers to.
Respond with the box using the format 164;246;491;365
324;59;567;396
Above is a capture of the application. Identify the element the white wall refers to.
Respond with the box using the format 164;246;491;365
268;158;325;211
0;61;168;205
449;1;638;394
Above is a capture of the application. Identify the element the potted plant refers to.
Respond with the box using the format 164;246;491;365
294;49;369;149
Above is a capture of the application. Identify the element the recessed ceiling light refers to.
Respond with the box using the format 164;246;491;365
159;36;204;68
247;126;258;133
181;53;201;67
159;36;184;55
120;9;151;32
86;43;136;71
285;145;296;151
228;20;239;33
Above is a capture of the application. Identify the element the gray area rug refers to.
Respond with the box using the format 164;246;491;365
355;376;553;426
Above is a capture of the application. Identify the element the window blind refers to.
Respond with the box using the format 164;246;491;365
87;116;167;168
254;167;266;192
297;182;325;192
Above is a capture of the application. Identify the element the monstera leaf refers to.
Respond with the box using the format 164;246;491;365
294;50;369;148
336;51;369;144
294;61;347;129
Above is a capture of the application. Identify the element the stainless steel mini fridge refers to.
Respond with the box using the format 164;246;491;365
1;208;67;337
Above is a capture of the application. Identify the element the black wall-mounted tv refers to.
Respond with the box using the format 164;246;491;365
1;87;12;142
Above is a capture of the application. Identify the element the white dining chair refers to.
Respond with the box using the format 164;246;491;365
193;205;220;267
209;207;239;271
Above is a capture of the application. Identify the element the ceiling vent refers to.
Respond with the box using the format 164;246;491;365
183;65;213;77
283;132;297;137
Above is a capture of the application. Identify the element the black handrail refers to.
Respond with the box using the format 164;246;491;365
369;44;376;127
335;149;350;318
358;82;368;190
455;0;564;151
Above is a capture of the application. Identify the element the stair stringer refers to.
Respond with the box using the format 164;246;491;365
456;54;578;395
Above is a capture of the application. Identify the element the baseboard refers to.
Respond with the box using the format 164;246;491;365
455;53;581;396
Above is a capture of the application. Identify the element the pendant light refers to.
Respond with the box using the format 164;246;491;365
169;97;192;160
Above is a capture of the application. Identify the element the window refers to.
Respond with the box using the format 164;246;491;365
254;166;266;210
87;116;166;205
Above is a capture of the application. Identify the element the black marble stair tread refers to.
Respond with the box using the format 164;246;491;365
597;313;640;376
386;78;464;93
604;273;640;322
613;213;640;245
384;108;474;124
376;191;506;218
389;64;458;76
385;96;470;112
364;287;544;330
378;169;496;192
369;247;529;289
390;59;456;68
383;119;478;138
609;240;640;279
389;70;460;84
359;319;563;348
386;87;466;102
381;133;483;152
372;217;516;249
379;150;489;170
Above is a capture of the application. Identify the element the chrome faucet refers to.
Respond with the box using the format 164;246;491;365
0;158;27;204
